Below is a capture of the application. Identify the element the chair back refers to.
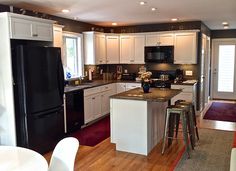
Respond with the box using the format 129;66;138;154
48;137;79;171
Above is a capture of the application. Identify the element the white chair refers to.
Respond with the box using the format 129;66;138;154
48;137;79;171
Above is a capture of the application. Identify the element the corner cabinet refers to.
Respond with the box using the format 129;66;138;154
174;32;197;64
83;31;106;65
9;13;54;41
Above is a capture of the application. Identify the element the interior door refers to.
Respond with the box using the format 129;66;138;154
212;39;236;99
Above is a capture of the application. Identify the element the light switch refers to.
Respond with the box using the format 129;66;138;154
185;70;193;76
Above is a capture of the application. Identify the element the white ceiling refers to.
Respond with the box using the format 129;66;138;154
1;0;236;30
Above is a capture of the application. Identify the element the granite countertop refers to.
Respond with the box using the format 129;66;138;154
110;88;182;102
64;80;141;93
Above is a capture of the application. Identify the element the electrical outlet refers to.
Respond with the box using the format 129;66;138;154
185;70;193;76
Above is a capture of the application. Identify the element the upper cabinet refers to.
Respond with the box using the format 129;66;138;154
145;33;174;46
120;35;145;64
106;35;120;64
53;24;64;48
120;35;134;63
9;13;54;41
174;32;197;64
133;35;145;64
83;31;106;65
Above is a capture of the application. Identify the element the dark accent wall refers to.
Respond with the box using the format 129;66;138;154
211;29;236;39
0;4;103;33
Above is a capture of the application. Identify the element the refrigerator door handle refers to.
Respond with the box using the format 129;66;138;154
58;56;65;100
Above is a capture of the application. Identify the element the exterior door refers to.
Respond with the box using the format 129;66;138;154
212;39;236;99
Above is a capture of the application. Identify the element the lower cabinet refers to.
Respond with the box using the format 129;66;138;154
84;83;116;124
116;82;141;93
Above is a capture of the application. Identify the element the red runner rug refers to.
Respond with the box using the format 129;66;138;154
203;102;236;122
70;115;110;146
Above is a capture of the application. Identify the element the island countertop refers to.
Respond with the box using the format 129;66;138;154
110;87;182;102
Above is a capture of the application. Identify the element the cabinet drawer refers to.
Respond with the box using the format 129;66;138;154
126;83;141;89
84;86;101;96
100;84;112;92
171;85;193;93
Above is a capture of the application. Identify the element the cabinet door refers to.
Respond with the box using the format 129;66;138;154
106;36;120;64
134;35;145;64
120;36;134;64
53;25;63;48
95;34;106;64
174;32;197;64
92;94;102;119
10;17;33;40
145;34;158;46
101;91;111;115
33;22;53;41
159;33;174;46
84;96;94;124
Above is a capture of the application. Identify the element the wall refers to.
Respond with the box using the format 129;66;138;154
211;29;236;39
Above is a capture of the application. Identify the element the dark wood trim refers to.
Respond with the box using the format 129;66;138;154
211;29;236;39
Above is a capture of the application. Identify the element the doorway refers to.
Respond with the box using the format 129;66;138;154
212;39;236;100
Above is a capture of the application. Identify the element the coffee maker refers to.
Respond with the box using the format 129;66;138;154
175;69;184;83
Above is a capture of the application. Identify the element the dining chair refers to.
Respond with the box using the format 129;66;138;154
48;137;79;171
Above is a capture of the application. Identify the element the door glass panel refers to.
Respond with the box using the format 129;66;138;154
218;45;235;92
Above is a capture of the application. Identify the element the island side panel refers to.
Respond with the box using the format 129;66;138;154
147;101;168;153
110;98;148;155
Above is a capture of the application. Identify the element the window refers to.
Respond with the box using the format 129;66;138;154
63;32;83;79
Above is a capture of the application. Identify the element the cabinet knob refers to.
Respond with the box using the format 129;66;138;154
32;34;38;37
92;97;95;100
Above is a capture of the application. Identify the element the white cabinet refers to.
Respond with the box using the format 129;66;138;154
134;35;145;64
126;83;141;90
145;33;174;46
120;35;145;64
84;83;116;124
171;84;197;112
84;32;106;65
53;24;63;48
9;15;53;41
120;36;134;63
106;35;120;64
116;82;141;93
174;32;197;64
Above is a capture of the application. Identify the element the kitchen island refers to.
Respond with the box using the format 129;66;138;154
110;88;181;156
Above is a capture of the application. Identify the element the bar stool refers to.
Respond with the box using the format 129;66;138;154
175;100;199;141
162;105;191;158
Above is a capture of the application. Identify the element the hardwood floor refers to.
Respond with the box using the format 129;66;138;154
44;100;236;171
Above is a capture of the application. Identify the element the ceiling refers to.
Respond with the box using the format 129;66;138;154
0;0;236;30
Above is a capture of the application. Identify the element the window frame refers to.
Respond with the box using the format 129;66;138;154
62;31;84;79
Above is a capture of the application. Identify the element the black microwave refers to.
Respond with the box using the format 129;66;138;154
145;46;174;63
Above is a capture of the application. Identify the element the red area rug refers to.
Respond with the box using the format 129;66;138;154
71;115;110;146
203;102;236;122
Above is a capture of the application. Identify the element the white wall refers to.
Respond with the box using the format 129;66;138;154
0;13;17;145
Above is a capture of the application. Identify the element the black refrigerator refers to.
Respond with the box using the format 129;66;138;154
12;45;65;154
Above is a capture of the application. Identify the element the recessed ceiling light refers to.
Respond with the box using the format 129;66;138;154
224;25;229;29
74;17;78;20
140;1;147;5
171;18;178;21
151;8;157;11
222;22;228;25
62;9;70;13
112;22;117;26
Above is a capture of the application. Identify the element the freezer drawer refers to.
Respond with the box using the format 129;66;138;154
26;108;64;154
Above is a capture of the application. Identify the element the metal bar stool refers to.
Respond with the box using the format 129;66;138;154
162;105;191;158
175;100;199;141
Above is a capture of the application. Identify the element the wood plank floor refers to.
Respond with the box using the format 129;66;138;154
44;100;236;171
